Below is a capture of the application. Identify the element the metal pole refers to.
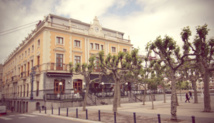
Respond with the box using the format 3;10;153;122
192;116;195;123
58;107;60;115
45;107;46;114
114;112;116;123
76;108;78;118
98;110;101;121
86;109;88;119
52;107;53;114
30;67;35;100
133;112;136;123
66;108;68;117
158;114;161;123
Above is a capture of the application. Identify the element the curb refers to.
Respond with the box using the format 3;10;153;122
32;112;103;123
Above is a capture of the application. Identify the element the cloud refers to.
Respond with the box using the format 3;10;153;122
54;0;115;23
0;0;214;64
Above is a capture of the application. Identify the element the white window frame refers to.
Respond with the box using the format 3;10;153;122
74;55;81;65
90;43;94;50
74;40;81;48
111;47;116;53
56;36;64;45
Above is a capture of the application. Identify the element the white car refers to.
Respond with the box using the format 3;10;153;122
0;105;6;114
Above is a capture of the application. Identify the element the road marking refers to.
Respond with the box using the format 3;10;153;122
20;114;37;117
0;117;12;120
19;117;26;119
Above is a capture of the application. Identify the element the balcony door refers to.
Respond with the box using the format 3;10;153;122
56;54;63;70
54;79;65;94
73;79;82;93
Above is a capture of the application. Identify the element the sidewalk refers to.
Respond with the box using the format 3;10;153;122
35;96;214;123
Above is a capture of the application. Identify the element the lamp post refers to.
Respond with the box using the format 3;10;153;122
59;82;63;108
101;82;104;98
125;82;128;96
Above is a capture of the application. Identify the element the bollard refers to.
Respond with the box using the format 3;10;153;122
86;109;88;119
45;107;46;114
58;107;60;115
76;108;78;118
67;108;68;117
114;112;116;123
192;116;195;123
98;110;101;121
133;112;136;123
158;114;161;123
52;107;53;114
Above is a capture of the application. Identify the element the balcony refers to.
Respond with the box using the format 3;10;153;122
34;63;70;74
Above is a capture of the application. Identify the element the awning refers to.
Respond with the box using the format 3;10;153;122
46;72;72;77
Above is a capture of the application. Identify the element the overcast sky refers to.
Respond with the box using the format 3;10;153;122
0;0;214;64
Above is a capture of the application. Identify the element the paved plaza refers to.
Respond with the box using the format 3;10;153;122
32;94;214;123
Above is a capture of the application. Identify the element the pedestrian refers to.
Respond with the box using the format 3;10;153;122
185;93;190;103
189;91;192;99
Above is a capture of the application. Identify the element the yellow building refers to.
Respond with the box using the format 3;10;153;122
1;14;132;112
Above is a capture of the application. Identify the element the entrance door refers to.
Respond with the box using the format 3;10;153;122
54;79;65;94
56;54;63;70
73;80;82;93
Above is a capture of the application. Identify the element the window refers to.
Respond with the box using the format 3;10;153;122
37;56;40;66
36;81;39;96
37;39;40;48
75;56;81;65
25;51;27;57
54;79;65;94
112;47;116;53
28;48;30;55
56;37;63;44
95;43;99;50
27;84;29;97
74;40;80;47
101;45;104;50
23;85;25;97
56;54;63;70
90;43;93;49
123;49;127;52
22;53;24;59
32;45;34;52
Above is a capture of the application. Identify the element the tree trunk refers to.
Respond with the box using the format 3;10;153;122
117;85;121;107
113;81;119;113
151;93;154;109
192;80;198;103
203;70;211;112
82;82;89;111
176;93;179;106
143;88;146;105
163;86;166;103
170;71;177;120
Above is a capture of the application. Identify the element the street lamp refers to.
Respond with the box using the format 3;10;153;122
125;82;128;96
59;82;63;99
101;82;104;98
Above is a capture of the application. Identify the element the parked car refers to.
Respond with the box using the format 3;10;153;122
0;105;6;114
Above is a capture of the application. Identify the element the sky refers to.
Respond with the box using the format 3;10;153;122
0;0;214;64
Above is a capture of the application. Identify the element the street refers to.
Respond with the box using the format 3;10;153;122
0;113;87;123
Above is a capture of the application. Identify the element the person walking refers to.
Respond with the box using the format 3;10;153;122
189;91;193;99
185;92;190;103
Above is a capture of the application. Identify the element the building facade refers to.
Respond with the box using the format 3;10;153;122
1;14;132;112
